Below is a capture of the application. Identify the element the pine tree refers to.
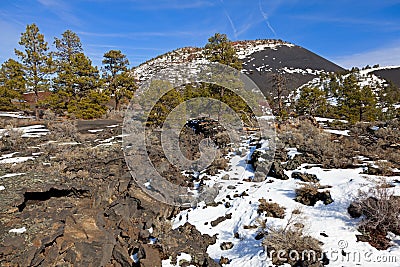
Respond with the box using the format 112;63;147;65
102;50;135;110
68;90;110;119
145;80;183;127
43;51;107;118
204;33;242;70
337;74;378;122
378;81;400;120
296;86;327;117
358;85;378;121
15;23;52;103
54;30;83;62
53;30;83;95
111;71;136;110
268;73;291;120
203;33;244;121
0;59;26;111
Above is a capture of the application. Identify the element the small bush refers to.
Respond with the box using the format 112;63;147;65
103;109;124;120
47;121;79;141
295;182;333;206
348;181;400;249
262;211;325;266
277;118;360;169
257;198;286;218
1;125;25;149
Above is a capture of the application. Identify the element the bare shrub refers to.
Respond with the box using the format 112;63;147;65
262;211;325;266
103;109;124;120
277;118;360;169
295;182;333;206
257;198;286;218
47;121;79;141
1;125;25;149
349;181;400;249
42;110;58;121
350;119;400;169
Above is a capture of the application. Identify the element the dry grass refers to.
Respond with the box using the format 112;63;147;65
295;182;333;206
47;120;79;142
277;118;360;169
349;180;400;249
257;198;286;218
262;211;324;266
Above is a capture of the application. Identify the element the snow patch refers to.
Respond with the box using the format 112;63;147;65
0;173;25;179
323;129;350;136
162;253;194;267
9;227;26;234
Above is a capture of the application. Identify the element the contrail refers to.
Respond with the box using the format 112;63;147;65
220;0;238;38
259;0;277;36
224;10;238;38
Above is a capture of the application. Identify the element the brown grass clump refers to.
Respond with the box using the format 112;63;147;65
262;211;325;266
348;180;400;250
295;182;333;206
47;120;79;141
257;198;286;219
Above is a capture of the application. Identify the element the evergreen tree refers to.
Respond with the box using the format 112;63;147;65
204;33;242;70
68;90;110;119
358;85;378;121
268;73;291;120
378;81;400;120
102;50;135;110
54;30;83;62
144;80;183;127
337;74;359;122
337;74;378;122
15;23;52;103
102;50;129;77
111;71;136;110
296;86;327;117
203;33;244;121
43;52;107;118
53;30;83;95
0;59;26;111
70;53;100;98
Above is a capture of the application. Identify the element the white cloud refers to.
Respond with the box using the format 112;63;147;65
333;43;400;68
37;0;81;26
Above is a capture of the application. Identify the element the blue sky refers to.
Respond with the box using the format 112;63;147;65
1;0;400;69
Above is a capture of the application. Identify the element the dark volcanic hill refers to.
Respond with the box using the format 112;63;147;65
238;43;344;94
133;39;345;95
371;67;400;88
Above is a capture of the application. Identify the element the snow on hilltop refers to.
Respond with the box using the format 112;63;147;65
133;39;296;83
301;65;398;95
233;39;295;59
132;39;344;95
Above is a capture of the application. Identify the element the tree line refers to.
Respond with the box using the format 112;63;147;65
294;70;399;122
263;69;399;123
0;23;135;119
1;25;398;123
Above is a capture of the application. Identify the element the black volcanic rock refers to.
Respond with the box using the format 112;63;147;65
371;67;400;89
240;45;344;95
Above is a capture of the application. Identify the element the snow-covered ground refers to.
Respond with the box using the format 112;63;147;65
0;112;32;119
323;129;350;136
164;135;400;266
0;124;49;138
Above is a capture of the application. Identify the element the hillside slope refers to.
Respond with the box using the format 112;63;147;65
370;66;400;88
132;39;344;95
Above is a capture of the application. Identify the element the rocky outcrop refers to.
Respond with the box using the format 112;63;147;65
0;127;219;267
